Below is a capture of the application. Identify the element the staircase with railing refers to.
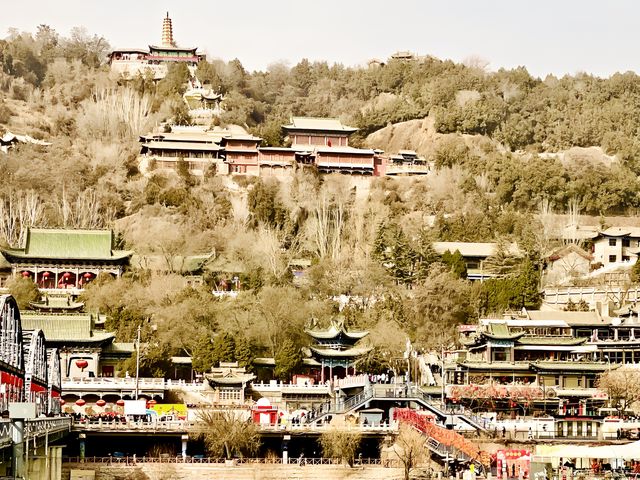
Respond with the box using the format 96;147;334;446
309;385;489;433
393;408;489;467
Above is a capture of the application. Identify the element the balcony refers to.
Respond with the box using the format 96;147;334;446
385;164;430;175
62;377;166;397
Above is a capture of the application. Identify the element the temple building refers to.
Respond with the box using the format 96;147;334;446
20;311;133;379
109;13;204;80
282;117;380;175
204;362;255;405
384;150;430;176
2;228;132;292
304;320;371;382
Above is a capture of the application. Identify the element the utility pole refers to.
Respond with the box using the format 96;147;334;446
134;324;142;399
441;345;446;408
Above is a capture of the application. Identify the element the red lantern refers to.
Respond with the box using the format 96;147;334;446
83;272;93;279
21;271;30;277
63;272;71;279
75;399;86;406
75;360;89;370
116;399;125;406
147;400;157;407
96;399;106;407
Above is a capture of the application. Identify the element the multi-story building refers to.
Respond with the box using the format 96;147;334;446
447;309;622;421
592;227;640;267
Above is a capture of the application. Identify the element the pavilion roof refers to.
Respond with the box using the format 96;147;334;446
20;314;115;344
305;323;369;341
3;228;132;261
309;346;372;358
283;117;358;133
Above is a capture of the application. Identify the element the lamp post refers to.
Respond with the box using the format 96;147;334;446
134;324;142;399
441;345;446;409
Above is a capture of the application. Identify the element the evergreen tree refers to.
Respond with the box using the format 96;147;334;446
274;338;302;381
213;332;237;364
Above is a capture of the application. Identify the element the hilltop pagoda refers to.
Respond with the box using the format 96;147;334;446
305;319;371;382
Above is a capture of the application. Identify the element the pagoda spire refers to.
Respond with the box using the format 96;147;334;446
161;12;176;47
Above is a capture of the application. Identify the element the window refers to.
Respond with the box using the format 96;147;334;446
609;255;617;263
623;256;630;262
623;238;631;247
609;238;617;246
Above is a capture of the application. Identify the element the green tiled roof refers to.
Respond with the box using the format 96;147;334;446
20;314;115;344
517;337;587;346
530;361;613;372
459;362;531;371
4;228;132;261
103;342;135;353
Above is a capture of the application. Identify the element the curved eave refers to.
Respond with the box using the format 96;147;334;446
309;346;371;358
482;332;524;341
3;250;133;262
305;326;369;341
205;374;255;385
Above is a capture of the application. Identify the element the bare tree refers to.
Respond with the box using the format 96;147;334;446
196;409;260;460
0;189;45;247
597;366;640;415
320;427;361;467
392;424;430;480
55;187;115;229
77;87;154;140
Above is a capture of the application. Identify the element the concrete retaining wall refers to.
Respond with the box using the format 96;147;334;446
62;463;405;480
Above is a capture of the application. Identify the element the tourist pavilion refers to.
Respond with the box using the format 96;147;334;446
1;228;132;292
304;319;371;382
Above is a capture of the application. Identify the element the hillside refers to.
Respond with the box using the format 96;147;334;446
3;25;640;376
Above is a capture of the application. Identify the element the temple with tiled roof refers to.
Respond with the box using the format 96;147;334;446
20;311;133;379
2;228;132;292
204;362;256;405
305;319;371;382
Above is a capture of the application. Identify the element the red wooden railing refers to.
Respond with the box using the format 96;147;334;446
393;408;489;466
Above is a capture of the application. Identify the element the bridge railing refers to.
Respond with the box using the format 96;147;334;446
25;417;72;438
76;420;197;432
63;456;402;467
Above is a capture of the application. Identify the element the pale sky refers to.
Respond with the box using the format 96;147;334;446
2;0;638;78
